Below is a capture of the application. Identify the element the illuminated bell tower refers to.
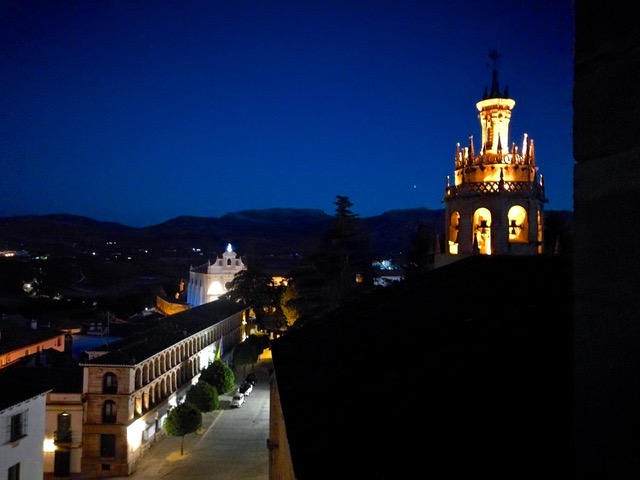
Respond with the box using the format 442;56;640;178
443;50;546;257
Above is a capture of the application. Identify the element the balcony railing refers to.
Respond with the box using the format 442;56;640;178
445;181;545;200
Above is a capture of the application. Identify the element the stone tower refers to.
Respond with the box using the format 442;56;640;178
443;50;546;258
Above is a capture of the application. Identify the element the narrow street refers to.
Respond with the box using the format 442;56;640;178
114;357;272;480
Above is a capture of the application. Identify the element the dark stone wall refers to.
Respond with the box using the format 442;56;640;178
573;3;640;478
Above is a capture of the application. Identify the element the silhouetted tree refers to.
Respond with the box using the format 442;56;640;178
247;332;270;352
285;262;335;323
329;195;359;240
285;195;374;326
223;258;282;326
261;304;289;333
233;340;260;377
403;221;434;280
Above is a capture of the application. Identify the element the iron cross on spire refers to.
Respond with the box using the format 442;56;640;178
489;49;502;70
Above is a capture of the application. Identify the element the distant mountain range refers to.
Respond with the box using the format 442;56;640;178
0;207;573;317
0;207;573;262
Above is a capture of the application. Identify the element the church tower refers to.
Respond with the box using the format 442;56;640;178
443;50;546;258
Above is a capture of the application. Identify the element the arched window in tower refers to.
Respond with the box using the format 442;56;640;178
473;208;492;255
102;400;117;424
448;211;460;254
507;205;528;244
102;372;118;394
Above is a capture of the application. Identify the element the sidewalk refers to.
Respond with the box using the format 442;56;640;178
116;357;271;479
48;406;227;480
118;407;225;479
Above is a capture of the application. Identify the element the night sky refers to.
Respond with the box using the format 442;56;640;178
1;0;574;227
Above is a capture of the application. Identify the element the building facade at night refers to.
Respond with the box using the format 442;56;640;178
441;51;546;262
186;243;246;307
77;301;247;478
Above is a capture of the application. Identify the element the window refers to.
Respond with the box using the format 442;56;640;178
8;411;27;442
102;373;118;394
102;401;117;424
56;412;72;443
8;463;20;480
100;434;116;457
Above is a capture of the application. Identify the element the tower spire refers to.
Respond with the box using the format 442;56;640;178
488;49;503;98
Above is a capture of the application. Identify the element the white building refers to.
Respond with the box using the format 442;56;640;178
0;384;50;480
186;243;246;307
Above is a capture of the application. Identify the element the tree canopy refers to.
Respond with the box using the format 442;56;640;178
403;221;435;279
163;402;202;455
233;339;260;376
186;381;218;412
284;195;374;326
223;258;283;327
200;359;235;395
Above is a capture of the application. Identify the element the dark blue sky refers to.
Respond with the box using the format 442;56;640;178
1;0;574;227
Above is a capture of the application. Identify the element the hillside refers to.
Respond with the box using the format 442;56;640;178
0;207;572;319
0;207;572;260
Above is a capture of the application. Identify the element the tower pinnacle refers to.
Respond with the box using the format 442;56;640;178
487;49;504;99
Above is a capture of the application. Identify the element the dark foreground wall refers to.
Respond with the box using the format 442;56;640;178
573;3;640;478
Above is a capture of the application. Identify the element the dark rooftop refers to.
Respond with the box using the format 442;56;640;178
80;299;244;366
0;314;66;355
271;254;573;479
0;379;51;411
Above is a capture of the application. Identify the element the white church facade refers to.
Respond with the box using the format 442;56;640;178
186;243;246;307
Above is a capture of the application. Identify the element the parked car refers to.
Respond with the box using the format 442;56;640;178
230;393;245;408
245;373;258;385
238;381;253;396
